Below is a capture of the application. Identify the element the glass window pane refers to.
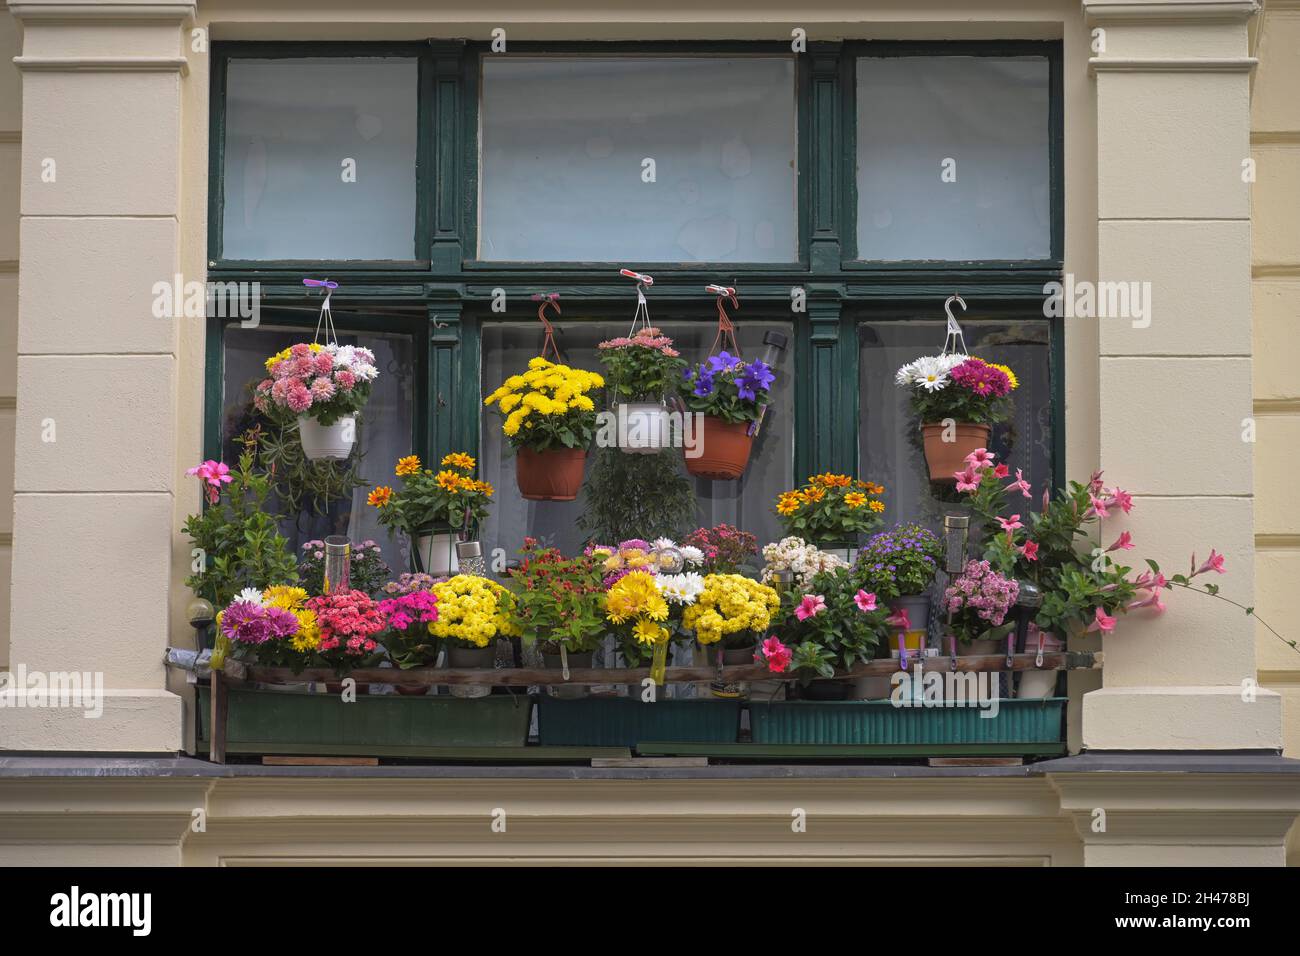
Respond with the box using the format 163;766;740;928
479;57;798;262
857;319;1054;531
855;56;1051;261
479;319;794;557
221;324;416;574
222;57;418;261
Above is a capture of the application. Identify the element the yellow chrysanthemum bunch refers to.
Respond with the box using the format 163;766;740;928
429;574;520;648
605;570;670;645
484;356;604;449
261;586;321;652
682;573;780;646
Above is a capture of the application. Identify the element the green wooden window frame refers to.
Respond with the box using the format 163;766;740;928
206;39;1065;492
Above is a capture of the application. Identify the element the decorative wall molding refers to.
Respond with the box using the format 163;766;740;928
7;2;194;22
1089;55;1258;73
1084;1;1260;23
13;55;189;75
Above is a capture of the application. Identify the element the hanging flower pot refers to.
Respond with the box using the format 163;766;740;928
515;447;587;501
615;402;672;454
920;422;991;482
685;416;753;480
297;415;356;461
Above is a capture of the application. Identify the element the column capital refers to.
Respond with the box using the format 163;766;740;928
1083;0;1259;23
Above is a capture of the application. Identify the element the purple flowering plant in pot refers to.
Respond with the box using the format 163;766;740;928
679;352;775;480
851;523;944;631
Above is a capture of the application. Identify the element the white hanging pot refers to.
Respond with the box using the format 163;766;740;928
413;530;460;577
616;402;671;454
297;415;355;461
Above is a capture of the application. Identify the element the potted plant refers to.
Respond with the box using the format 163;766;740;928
760;536;850;590
428;574;519;698
894;354;1017;481
776;565;890;698
484;357;604;500
678;351;774;479
853;523;944;653
370;452;494;575
304;588;388;691
942;558;1021;656
216;585;322;672
256;342;379;460
377;589;441;693
681;572;781;668
596;326;685;453
508;540;608;699
297;538;390;597
774;475;887;560
682;524;758;574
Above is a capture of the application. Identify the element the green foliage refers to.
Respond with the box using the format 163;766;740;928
577;446;697;544
779;567;888;675
506;542;608;653
375;457;493;537
183;448;298;607
254;419;367;520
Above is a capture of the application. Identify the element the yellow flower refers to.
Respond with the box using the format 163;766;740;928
429;574;519;646
683;574;779;646
844;492;867;508
869;500;885;512
308;343;323;353
776;492;801;516
435;470;464;492
289;608;321;652
395;455;421;477
605;571;669;625
264;348;291;372
498;393;522;412
367;486;392;508
442;452;476;471
633;619;669;646
991;363;1019;390
803;486;826;503
263;585;309;610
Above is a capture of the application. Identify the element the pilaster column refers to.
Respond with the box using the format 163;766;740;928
2;0;195;751
1081;0;1278;750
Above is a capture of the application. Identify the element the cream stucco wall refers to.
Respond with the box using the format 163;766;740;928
0;5;19;668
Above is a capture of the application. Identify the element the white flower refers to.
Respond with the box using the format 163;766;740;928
679;545;705;567
650;537;677;551
333;344;357;368
236;587;264;605
894;359;920;386
658;572;705;606
910;355;957;393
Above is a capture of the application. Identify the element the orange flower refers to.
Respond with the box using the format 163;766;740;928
868;500;885;513
865;482;885;495
367;486;393;508
395;455;421;477
802;486;827;503
441;452;476;471
844;492;867;508
435;470;464;492
776;492;801;516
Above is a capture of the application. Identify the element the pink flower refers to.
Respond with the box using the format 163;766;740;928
1106;489;1134;514
1087;495;1109;519
954;466;981;493
998;515;1023;533
1088;607;1117;634
1194;549;1226;576
885;607;911;631
1127;591;1166;614
1019;540;1039;562
1007;469;1033;499
334;369;357;390
186;459;232;504
965;448;997;470
795;594;826;621
993;464;1009;479
1106;531;1134;553
1087;470;1106;496
314;353;335;376
310;377;337;401
286;384;313;413
853;589;878;612
761;636;792;673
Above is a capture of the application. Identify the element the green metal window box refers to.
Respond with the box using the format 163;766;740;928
748;698;1066;750
536;695;743;748
197;685;533;756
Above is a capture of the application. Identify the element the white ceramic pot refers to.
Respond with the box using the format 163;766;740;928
617;402;671;454
447;645;492;699
414;531;459;577
297;415;355;460
1016;631;1063;698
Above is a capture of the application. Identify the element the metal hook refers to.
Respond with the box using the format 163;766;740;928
531;292;561;324
942;292;968;356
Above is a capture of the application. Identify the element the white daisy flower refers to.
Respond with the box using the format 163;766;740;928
679;545;706;566
658;572;705;606
235;587;264;605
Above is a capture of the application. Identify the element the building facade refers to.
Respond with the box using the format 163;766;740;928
0;0;1298;865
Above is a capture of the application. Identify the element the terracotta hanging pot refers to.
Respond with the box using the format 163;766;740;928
920;422;990;482
515;446;587;501
685;416;753;480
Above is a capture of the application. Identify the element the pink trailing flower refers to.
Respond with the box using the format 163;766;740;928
795;594;826;621
965;448;997;470
760;636;792;674
1193;549;1226;576
1088;607;1117;633
1086;495;1110;519
1106;531;1134;553
998;515;1023;533
1007;468;1033;499
1106;488;1134;514
187;459;232;504
885;607;912;631
1019;540;1039;562
954;466;982;493
853;589;878;613
993;463;1010;479
1127;590;1166;614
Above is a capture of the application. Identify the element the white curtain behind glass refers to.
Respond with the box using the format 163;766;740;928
479;57;797;263
856;56;1051;261
222;57;418;261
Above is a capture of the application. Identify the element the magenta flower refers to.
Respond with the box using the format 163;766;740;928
1127;591;1166;614
1088;607;1117;634
853;589;878;613
1194;549;1226;576
1019;540;1039;562
993;463;1009;479
761;636;792;673
1106;531;1134;553
965;448;997;470
885;607;912;631
1106;489;1134;514
187;459;232;504
795;594;826;621
998;515;1023;533
954;466;981;493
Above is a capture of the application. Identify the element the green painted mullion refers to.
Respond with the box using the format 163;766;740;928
807;42;843;273
430;41;466;273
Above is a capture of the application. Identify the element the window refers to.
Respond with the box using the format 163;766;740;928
854;53;1052;262
478;56;798;263
219;56;420;261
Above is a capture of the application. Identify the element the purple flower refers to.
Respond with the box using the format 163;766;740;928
693;372;715;398
706;351;743;374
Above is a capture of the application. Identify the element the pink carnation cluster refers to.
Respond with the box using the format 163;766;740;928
254;342;377;418
377;590;439;632
221;600;299;645
307;589;387;656
948;357;1013;398
597;326;680;357
944;559;1020;627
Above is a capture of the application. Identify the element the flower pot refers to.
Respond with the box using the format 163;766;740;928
920;422;991;482
711;643;758;699
685;416;753;480
887;630;928;659
298;415;356;461
1017;631;1063;699
447;645;494;699
816;542;859;565
616;402;672;454
889;594;932;633
515;446;587;501
393;681;429;696
413;529;459;576
543;650;594;699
